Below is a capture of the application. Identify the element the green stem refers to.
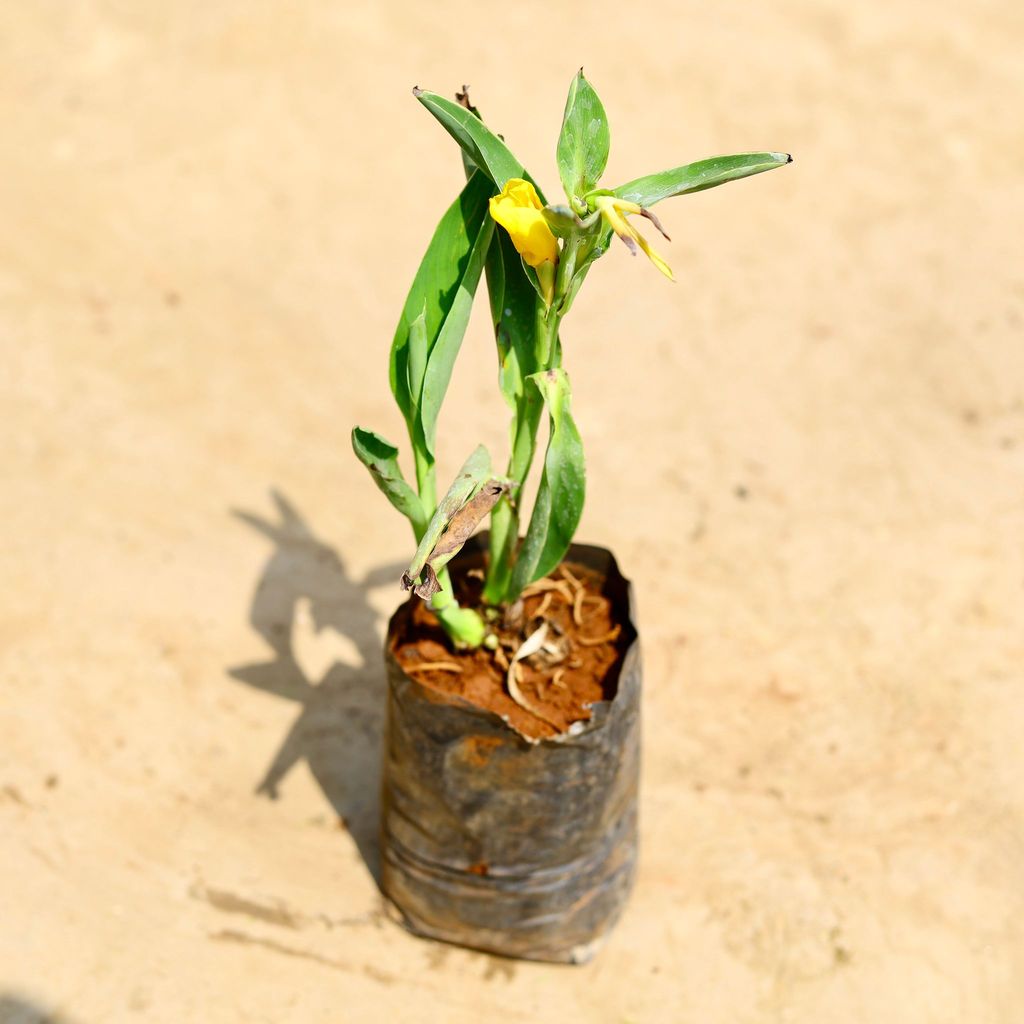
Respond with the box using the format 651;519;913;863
482;390;542;603
412;445;436;518
483;298;563;605
411;439;485;648
429;571;486;647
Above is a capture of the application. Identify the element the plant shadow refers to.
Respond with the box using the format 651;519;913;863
0;995;75;1023
227;490;402;886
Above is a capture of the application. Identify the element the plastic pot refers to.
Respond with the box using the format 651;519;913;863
379;538;641;964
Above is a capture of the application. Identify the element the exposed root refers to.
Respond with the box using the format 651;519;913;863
407;660;463;673
572;586;585;627
559;564;584;591
493;644;510;671
576;625;621;647
521;578;576;604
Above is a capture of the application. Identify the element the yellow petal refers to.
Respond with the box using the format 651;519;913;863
634;232;674;281
502;178;544;211
489;179;558;269
593;196;631;239
615;199;644;216
594;196;674;281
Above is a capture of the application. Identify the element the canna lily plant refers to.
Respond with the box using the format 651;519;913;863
353;72;790;648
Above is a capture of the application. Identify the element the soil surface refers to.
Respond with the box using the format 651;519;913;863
392;560;632;740
3;4;1024;1024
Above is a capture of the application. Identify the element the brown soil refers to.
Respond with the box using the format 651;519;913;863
390;558;632;741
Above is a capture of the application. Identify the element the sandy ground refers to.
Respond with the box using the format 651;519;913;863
3;1;1024;1021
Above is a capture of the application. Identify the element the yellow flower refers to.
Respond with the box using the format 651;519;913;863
591;195;674;281
489;178;558;304
489;179;558;267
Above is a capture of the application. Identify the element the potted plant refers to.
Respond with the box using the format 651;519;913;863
352;72;790;963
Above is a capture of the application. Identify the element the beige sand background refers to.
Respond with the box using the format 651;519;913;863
3;1;1023;1021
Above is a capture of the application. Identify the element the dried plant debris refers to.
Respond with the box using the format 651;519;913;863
402;446;510;600
506;623;554;721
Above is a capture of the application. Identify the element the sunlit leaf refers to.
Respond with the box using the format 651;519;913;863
389;170;494;458
612;152;791;207
351;428;426;535
557;70;610;212
414;89;540;195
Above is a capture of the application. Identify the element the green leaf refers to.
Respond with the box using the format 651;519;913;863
419;217;494;457
414;88;545;200
351;428;427;535
389;170;494;457
508;369;585;597
415;88;552;305
453;89;483;180
613;152;791;207
557;70;610;212
450;98;539;432
486;229;541;414
447;90;551;336
405;306;428;421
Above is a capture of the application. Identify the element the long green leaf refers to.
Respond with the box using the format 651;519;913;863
482;230;548;605
417;88;554;306
389;170;494;457
452;98;541;435
419;216;494;456
557;70;610;212
413;88;544;199
613;152;792;207
508;369;585;597
454;96;549;605
486;229;541;414
405;306;428;422
351;428;427;535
